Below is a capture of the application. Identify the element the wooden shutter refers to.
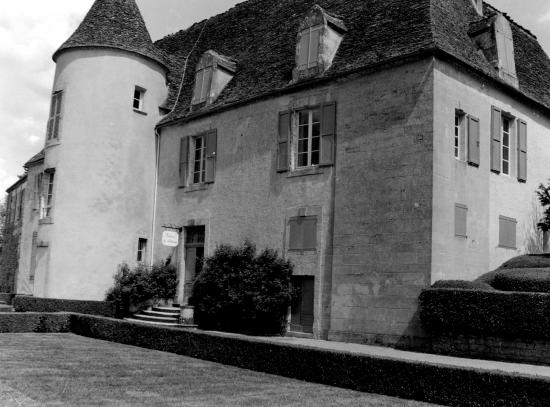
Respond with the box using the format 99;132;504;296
179;137;189;186
298;31;309;68
517;119;527;182
319;102;336;166
204;130;217;183
490;106;502;173
467;116;480;167
289;218;301;250
277;112;290;172
499;216;517;249
454;204;468;237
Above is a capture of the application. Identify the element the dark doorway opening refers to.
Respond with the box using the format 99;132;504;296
291;276;314;333
183;226;205;301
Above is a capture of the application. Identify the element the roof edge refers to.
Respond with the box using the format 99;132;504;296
6;176;27;193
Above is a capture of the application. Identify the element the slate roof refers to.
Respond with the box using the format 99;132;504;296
53;0;168;70
23;150;45;169
152;0;550;126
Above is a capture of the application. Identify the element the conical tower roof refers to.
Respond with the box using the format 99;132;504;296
53;0;167;70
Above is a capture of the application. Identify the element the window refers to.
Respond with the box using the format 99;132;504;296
133;87;145;111
297;109;321;167
39;170;55;220
499;216;517;249
179;130;218;186
298;25;322;70
289;216;317;251
453;110;479;166
191;51;236;107
17;189;24;221
454;113;462;159
137;238;147;262
455;204;468;238
293;5;346;81
192;135;206;184
47;91;63;140
277;103;336;173
501;116;511;175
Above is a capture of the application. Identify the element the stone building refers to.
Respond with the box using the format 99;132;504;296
3;0;550;345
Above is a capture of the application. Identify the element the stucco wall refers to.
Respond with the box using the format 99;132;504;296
154;58;435;342
34;48;167;300
432;59;550;282
328;59;435;345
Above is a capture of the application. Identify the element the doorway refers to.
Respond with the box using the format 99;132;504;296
183;226;205;302
290;276;315;333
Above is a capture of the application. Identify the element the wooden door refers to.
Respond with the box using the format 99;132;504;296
291;276;314;333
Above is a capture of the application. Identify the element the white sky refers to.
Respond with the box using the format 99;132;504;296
0;0;549;195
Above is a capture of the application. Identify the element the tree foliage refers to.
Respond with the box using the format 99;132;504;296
190;241;295;335
536;181;550;232
105;262;178;317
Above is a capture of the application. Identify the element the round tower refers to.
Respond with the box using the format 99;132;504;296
34;0;169;300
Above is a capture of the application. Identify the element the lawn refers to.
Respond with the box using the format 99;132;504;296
0;333;440;407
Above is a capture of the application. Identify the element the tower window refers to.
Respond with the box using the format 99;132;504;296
137;238;147;262
133;87;146;111
47;91;63;140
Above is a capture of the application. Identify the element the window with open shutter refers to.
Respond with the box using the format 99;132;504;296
491;106;502;173
277;112;290;172
467;116;480;167
47;91;63;141
517;120;527;182
204;130;217;184
320;102;336;166
179;137;189;186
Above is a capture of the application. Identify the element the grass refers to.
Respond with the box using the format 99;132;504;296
0;333;440;407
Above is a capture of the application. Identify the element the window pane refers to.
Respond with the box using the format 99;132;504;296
311;151;320;165
299;111;309;125
502;161;509;174
503;133;509;146
503;118;510;132
298;153;308;167
308;28;320;68
312;122;320;138
503;147;509;160
311;136;320;152
311;108;321;124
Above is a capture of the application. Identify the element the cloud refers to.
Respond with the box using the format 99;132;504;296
0;1;94;194
538;10;550;23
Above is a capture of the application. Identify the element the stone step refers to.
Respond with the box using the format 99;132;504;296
152;306;180;314
132;314;179;323
124;318;181;327
0;304;14;313
142;310;181;317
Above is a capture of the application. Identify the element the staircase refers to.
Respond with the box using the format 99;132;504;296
0;300;14;313
125;305;184;327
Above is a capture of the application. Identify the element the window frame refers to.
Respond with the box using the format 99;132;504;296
137;238;147;263
133;86;146;112
39;170;55;221
296;108;321;168
498;215;517;249
288;215;318;252
501;116;512;176
191;135;207;185
46;91;63;141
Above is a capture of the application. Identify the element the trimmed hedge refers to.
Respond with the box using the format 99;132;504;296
491;268;550;293
431;280;495;291
420;288;550;339
13;296;116;318
68;314;550;406
499;254;550;270
1;312;549;405
0;312;71;333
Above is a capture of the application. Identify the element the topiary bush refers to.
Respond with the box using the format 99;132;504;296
431;280;495;291
190;241;294;335
491;268;550;293
105;262;178;317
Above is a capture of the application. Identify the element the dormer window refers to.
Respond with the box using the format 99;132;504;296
469;13;518;88
191;50;236;108
293;5;346;82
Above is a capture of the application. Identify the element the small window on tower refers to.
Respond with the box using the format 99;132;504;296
137;238;147;263
133;86;146;112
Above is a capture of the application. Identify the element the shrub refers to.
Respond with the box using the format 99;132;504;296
190;241;294;335
491;268;550;293
13;296;115;318
105;262;178;317
431;280;495;291
420;288;550;340
498;254;550;270
0;312;71;333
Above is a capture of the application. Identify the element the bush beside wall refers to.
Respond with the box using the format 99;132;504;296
68;314;550;406
0;312;71;333
13;296;116;318
420;288;550;340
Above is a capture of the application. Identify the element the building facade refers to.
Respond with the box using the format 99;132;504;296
3;0;550;345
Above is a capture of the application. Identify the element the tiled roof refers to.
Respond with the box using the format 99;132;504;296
153;0;550;125
53;0;168;70
23;150;45;168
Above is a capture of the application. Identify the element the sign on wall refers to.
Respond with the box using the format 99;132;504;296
162;230;179;247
